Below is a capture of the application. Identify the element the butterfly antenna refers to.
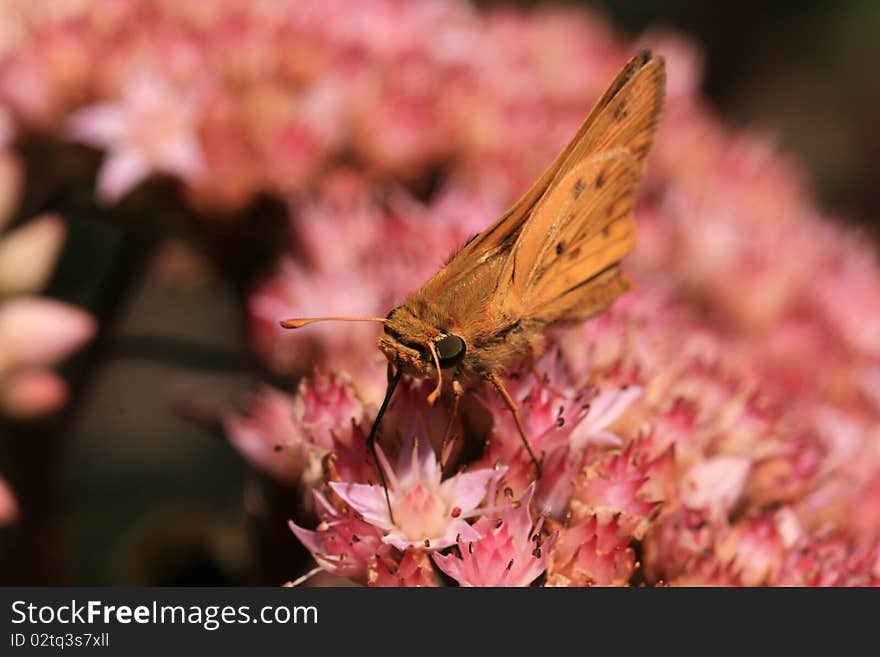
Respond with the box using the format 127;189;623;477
367;366;403;525
280;317;388;329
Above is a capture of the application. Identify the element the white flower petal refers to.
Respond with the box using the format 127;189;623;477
439;468;497;514
158;135;204;179
96;148;150;204
589;386;642;429
681;456;751;518
329;481;392;530
0;298;95;370
65;104;127;146
570;386;641;449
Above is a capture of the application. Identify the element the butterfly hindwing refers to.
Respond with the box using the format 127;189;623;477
496;150;639;322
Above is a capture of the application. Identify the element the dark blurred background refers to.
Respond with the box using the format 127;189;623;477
1;0;879;586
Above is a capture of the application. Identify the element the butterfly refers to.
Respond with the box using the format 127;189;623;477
282;50;666;518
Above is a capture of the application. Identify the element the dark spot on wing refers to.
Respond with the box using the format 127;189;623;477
569;246;581;259
614;101;628;121
602;226;611;237
596;171;605;188
556;242;564;255
572;178;585;199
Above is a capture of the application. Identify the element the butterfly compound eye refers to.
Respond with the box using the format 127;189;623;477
436;334;466;368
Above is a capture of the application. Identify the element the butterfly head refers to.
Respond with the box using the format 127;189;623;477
279;305;467;405
379;306;467;400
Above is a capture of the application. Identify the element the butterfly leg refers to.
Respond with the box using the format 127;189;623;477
488;373;543;480
440;377;464;473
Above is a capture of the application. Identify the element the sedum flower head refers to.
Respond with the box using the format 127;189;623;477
330;437;501;551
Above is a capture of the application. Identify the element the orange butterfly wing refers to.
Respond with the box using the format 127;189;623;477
494;55;665;323
497;150;639;323
417;51;664;308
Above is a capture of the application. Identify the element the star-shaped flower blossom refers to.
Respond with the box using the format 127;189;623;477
569;385;643;449
221;386;309;485
432;483;557;587
289;490;386;584
330;437;501;551
65;70;204;204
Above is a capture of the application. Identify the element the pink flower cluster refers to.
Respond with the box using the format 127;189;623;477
241;287;880;586
0;0;636;211
5;0;877;584
234;6;880;586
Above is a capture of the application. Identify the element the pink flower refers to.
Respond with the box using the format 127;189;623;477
476;362;640;516
293;370;367;452
642;506;717;584
223;372;367;485
569;385;643;450
679;456;751;522
0;298;95;372
248;257;388;382
715;514;791;586
571;441;664;537
65;70;204;204
289;490;386;584
330;437;500;551
368;549;438;587
494;376;641;518
433;483;557;587
222;386;309;485
775;533;880;587
546;511;639;587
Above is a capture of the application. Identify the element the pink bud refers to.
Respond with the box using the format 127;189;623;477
0;298;95;369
